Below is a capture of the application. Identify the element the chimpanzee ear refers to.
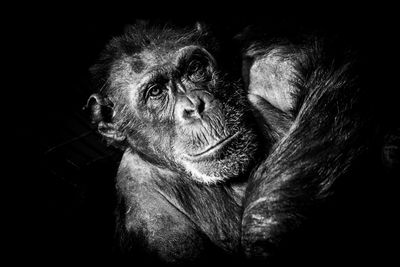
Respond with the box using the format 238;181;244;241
243;47;297;113
87;94;126;142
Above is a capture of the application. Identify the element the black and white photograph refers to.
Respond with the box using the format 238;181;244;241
13;4;399;266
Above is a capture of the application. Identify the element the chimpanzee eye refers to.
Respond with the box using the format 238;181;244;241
187;59;212;83
187;60;205;75
147;84;165;98
188;61;201;72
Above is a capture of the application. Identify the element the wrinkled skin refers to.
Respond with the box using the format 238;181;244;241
90;26;259;184
88;22;387;265
89;23;260;263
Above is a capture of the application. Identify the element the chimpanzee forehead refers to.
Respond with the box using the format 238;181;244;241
108;45;185;101
109;52;159;86
129;55;146;73
128;44;203;74
110;44;209;94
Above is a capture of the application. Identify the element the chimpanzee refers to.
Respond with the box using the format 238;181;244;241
87;21;389;265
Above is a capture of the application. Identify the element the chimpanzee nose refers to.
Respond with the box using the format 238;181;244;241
184;96;205;119
176;92;211;123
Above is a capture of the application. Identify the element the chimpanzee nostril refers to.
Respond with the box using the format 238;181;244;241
183;108;196;119
182;96;206;120
176;92;213;123
197;98;205;114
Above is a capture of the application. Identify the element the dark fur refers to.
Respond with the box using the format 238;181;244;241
89;22;381;265
89;22;259;264
241;37;372;261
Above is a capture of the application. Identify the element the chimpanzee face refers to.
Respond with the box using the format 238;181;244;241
90;27;259;184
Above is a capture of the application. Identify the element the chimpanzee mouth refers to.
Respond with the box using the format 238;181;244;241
185;132;240;161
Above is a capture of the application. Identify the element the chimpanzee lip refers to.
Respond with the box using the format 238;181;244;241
185;132;239;160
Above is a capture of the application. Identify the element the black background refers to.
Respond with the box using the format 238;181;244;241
10;3;398;264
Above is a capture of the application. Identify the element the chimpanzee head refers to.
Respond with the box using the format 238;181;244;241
88;22;259;184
